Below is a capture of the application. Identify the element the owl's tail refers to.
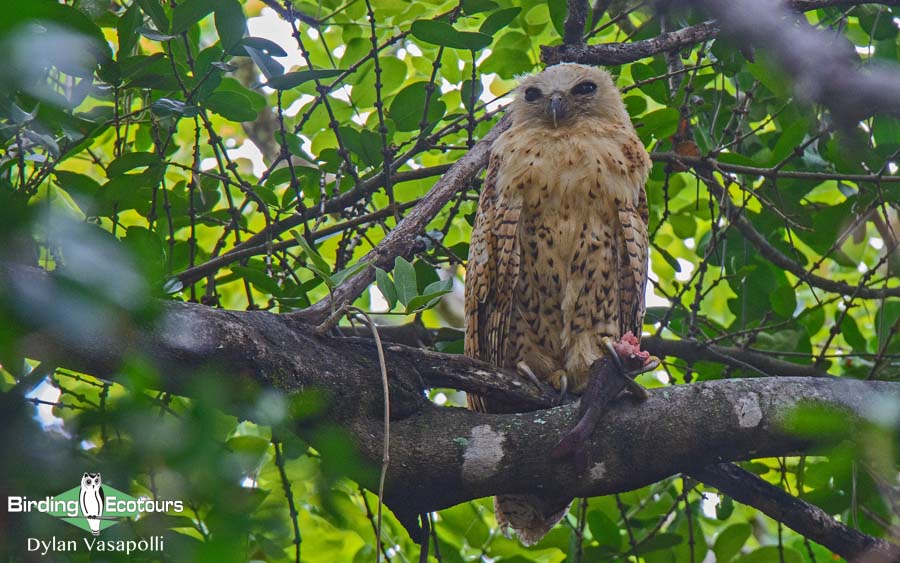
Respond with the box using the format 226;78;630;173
493;494;571;546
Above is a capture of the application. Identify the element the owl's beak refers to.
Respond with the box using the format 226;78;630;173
548;94;566;128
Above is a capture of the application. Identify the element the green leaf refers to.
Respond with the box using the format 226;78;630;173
9;103;37;125
137;25;176;42
410;20;492;51
388;82;446;131
55;171;101;210
840;314;867;352
587;510;622;550
150;97;199;117
329;260;372;287
205;91;258;122
393;257;418;307
233;36;288;57
547;0;567;37
633;532;682;554
214;0;245;51
715;494;734;520
171;0;217;34
290;230;333;284
375;268;398;310
480;48;534;79
713;523;750;562
138;0;169;31
107;152;160;177
264;69;345;90
461;79;483;112
735;546;802;563
462;0;499;14
480;7;521;36
244;46;284;81
638;108;680;140
117;1;142;56
769;284;797;318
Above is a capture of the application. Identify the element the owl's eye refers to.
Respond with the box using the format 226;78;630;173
524;87;542;102
571;81;597;95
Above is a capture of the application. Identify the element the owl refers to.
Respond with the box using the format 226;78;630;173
464;63;651;545
79;472;104;536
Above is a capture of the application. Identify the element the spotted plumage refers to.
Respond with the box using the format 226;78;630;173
464;63;651;545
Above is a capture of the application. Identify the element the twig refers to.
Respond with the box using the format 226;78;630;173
350;308;391;563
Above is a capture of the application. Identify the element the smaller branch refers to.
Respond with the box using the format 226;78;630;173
684;159;900;300
652;152;900;184
564;0;591;46
542;21;719;66
644;337;830;378
337;325;832;379
172;165;450;286
289;114;512;326
690;463;900;562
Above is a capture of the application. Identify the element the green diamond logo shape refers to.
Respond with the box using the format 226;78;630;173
48;474;140;534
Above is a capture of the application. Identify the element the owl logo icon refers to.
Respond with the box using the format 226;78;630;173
79;472;105;536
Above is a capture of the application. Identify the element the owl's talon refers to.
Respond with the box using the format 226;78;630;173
557;374;568;406
516;361;542;389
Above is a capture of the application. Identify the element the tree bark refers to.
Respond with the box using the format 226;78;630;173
3;263;899;544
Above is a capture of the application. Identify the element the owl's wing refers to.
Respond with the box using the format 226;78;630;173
465;152;522;412
617;186;650;337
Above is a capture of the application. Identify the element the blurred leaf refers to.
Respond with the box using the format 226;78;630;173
214;0;245;51
205;91;257;122
138;0;169;31
461;79;483;112
713;523;750;562
107;152;161;177
171;0;217;34
735;546;802;563
264;69;345;90
634;532;682;554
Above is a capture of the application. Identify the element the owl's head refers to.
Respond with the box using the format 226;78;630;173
81;473;101;489
511;63;627;128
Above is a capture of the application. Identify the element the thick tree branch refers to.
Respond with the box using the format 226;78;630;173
3;263;900;557
691;463;900;562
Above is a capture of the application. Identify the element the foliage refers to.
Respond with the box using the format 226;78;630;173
0;0;899;561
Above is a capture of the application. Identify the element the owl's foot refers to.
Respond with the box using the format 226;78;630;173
551;332;659;474
548;369;569;406
516;361;542;388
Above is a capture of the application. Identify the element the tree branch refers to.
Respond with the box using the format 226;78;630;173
692;163;900;299
542;1;900;81
564;0;591;46
690;463;900;562
690;0;900;124
3;262;899;557
542;21;721;66
287;113;512;326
